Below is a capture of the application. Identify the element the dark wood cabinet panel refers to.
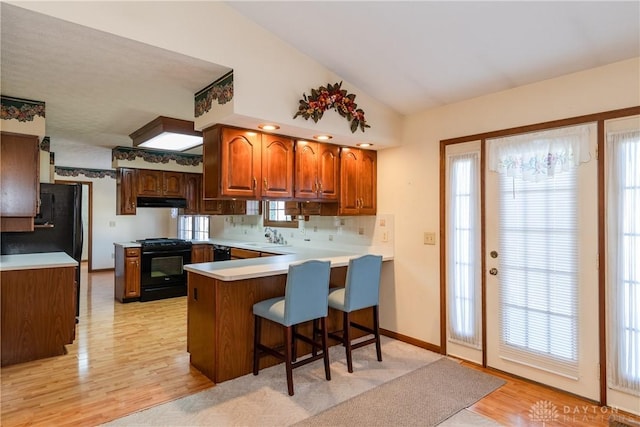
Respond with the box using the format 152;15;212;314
137;170;184;197
1;266;77;366
318;143;340;200
220;127;261;198
137;169;162;196
339;148;376;215
0;132;40;231
183;173;201;215
358;149;377;215
294;140;339;201
114;246;140;302
191;244;214;263
116;168;137;215
261;134;294;199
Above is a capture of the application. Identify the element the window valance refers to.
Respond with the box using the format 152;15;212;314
488;124;591;181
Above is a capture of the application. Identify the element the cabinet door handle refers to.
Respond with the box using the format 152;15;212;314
263;178;268;191
194;287;198;301
318;181;323;193
252;177;257;190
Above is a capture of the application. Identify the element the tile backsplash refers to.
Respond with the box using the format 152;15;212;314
209;214;394;251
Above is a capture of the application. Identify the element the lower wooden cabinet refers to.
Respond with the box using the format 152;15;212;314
191;244;214;263
114;245;141;302
1;266;77;366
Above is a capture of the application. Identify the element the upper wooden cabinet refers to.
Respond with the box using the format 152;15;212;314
137;170;184;197
183;173;201;215
116;168;137;215
339;148;377;215
1;132;40;231
294;141;340;201
261;134;294;199
203;126;262;199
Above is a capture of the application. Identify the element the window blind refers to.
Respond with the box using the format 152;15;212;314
447;152;481;348
607;128;640;396
497;168;579;379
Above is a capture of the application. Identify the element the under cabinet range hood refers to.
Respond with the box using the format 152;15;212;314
136;197;187;208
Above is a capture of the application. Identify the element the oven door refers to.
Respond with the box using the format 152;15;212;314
140;248;191;288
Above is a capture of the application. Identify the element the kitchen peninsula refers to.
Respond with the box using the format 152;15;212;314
184;243;392;383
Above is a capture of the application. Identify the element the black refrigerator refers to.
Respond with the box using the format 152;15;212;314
1;183;83;318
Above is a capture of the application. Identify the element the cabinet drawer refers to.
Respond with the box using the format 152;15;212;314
125;248;140;257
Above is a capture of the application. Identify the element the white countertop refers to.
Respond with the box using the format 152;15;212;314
0;252;79;271
184;240;393;281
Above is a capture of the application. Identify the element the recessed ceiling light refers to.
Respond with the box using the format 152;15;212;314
357;143;373;147
313;134;333;141
258;123;280;131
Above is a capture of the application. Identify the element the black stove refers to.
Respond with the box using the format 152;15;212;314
136;238;192;302
136;238;192;252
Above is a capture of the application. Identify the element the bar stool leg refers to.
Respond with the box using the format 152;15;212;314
344;311;353;373
321;317;331;380
253;315;261;375
292;324;298;362
373;305;382;362
284;326;294;396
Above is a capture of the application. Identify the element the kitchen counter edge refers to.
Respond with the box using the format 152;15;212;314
0;252;79;271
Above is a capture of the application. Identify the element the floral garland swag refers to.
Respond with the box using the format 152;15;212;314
293;81;370;133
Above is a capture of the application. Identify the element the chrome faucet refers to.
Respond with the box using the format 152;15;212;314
264;227;280;244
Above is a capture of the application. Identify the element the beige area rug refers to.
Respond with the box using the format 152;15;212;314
295;357;505;426
104;337;502;426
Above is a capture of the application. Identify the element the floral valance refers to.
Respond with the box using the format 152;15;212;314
488;124;591;181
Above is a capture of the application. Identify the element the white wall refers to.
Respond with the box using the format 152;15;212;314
378;58;640;346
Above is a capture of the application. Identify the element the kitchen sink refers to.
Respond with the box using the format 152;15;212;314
244;242;289;248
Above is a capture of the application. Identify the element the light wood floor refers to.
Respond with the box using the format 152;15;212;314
2;265;639;426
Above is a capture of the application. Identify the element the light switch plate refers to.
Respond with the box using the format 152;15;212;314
424;232;436;245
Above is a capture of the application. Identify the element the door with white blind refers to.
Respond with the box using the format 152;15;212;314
485;123;600;400
445;141;483;364
605;116;640;414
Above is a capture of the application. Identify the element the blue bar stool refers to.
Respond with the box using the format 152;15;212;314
252;260;332;396
328;254;383;373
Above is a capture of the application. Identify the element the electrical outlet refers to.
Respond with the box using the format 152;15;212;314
424;232;436;245
382;231;388;242
328;235;334;241
379;218;386;227
109;221;116;227
358;227;364;235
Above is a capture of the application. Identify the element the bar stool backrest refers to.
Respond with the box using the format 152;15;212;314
344;255;383;312
284;260;331;326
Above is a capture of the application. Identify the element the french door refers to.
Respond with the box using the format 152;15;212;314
484;123;600;400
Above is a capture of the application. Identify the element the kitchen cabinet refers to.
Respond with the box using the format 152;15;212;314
203;126;262;199
137;170;184;197
114;245;141;302
2;265;77;366
191;244;214;263
294;140;340;201
201;199;247;215
116;168;137;215
230;247;261;259
0;132;40;232
284;201;338;217
183;173;201;215
339;148;377;215
261;133;294;199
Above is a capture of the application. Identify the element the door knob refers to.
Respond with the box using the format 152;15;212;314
490;251;498;258
489;268;498;276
